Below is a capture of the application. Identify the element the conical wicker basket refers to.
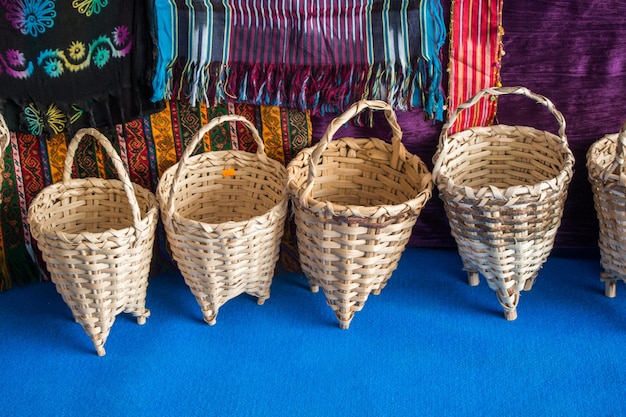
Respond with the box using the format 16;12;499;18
28;128;159;356
156;115;288;325
287;100;433;329
432;86;575;320
587;121;626;298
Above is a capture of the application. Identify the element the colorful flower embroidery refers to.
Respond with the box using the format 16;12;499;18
45;105;68;134
113;26;130;47
42;57;63;77
6;49;26;67
23;105;44;135
68;41;86;61
72;0;108;17
5;0;57;38
93;46;110;68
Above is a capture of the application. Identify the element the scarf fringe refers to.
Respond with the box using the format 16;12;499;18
170;59;444;119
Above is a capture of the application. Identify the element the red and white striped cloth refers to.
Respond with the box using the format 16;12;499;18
447;0;504;133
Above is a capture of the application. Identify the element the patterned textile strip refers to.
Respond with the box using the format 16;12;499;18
447;0;504;133
152;0;446;119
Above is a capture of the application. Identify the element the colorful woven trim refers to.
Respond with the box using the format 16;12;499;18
0;101;311;291
152;0;447;120
447;0;504;133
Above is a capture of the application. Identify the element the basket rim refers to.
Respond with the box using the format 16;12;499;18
287;136;433;218
28;178;159;241
432;125;575;199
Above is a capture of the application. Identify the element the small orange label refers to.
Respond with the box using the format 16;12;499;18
222;168;236;177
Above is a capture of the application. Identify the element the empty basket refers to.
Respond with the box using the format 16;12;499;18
28;128;159;356
287;100;433;329
432;86;575;320
587;121;626;298
156;115;288;325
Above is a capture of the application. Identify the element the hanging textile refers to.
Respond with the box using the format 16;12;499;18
0;0;163;135
447;0;504;133
0;100;311;291
152;0;446;119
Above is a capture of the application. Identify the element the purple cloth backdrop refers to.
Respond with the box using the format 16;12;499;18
312;1;626;249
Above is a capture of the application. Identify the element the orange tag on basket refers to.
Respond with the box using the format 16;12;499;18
222;168;236;177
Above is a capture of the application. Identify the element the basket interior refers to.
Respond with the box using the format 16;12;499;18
441;126;567;189
40;185;152;234
304;141;426;207
172;164;286;224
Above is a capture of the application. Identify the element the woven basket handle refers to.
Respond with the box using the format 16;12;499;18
434;86;567;175
166;114;267;214
0;112;9;182
302;99;403;201
64;128;143;227
601;120;626;183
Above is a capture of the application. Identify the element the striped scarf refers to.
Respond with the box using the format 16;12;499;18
152;0;446;119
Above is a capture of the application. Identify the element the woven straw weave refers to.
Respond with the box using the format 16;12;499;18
28;128;159;356
587;121;626;298
0;112;8;188
287;100;433;329
432;86;574;320
157;115;288;325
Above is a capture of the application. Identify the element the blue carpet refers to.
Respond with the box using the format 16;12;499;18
1;247;624;417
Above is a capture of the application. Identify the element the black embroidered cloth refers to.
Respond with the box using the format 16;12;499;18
0;0;163;135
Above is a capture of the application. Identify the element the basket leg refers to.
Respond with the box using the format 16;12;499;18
496;288;519;321
605;280;617;298
201;308;218;326
336;310;355;330
523;274;537;291
468;270;480;286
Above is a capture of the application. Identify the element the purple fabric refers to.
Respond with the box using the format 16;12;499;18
310;1;626;249
497;0;626;249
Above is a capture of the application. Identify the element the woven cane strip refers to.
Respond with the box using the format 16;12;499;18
587;122;626;295
0;112;8;187
432;86;574;319
287;100;432;329
157;115;288;325
28;128;158;355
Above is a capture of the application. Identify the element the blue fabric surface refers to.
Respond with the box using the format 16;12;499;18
0;247;624;416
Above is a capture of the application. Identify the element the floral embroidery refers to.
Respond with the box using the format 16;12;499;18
35;28;133;78
23;105;44;135
0;49;34;79
23;103;76;135
113;26;130;47
93;46;110;68
42;56;63;77
68;41;86;61
72;0;108;17
5;0;57;38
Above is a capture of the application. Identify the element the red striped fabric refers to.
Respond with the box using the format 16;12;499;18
448;0;504;133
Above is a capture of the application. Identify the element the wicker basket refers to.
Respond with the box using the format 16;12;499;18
0;112;9;188
587;121;626;298
287;100;433;329
156;115;288;325
432;86;575;320
28;128;159;356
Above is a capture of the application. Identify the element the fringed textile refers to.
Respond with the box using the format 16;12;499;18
447;0;504;133
152;0;446;120
0;100;311;291
0;0;163;135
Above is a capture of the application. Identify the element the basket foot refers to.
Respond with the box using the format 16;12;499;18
135;309;150;325
468;271;480;286
336;311;354;330
202;309;217;326
503;308;518;321
310;284;319;293
95;344;106;357
605;281;617;298
257;297;267;306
